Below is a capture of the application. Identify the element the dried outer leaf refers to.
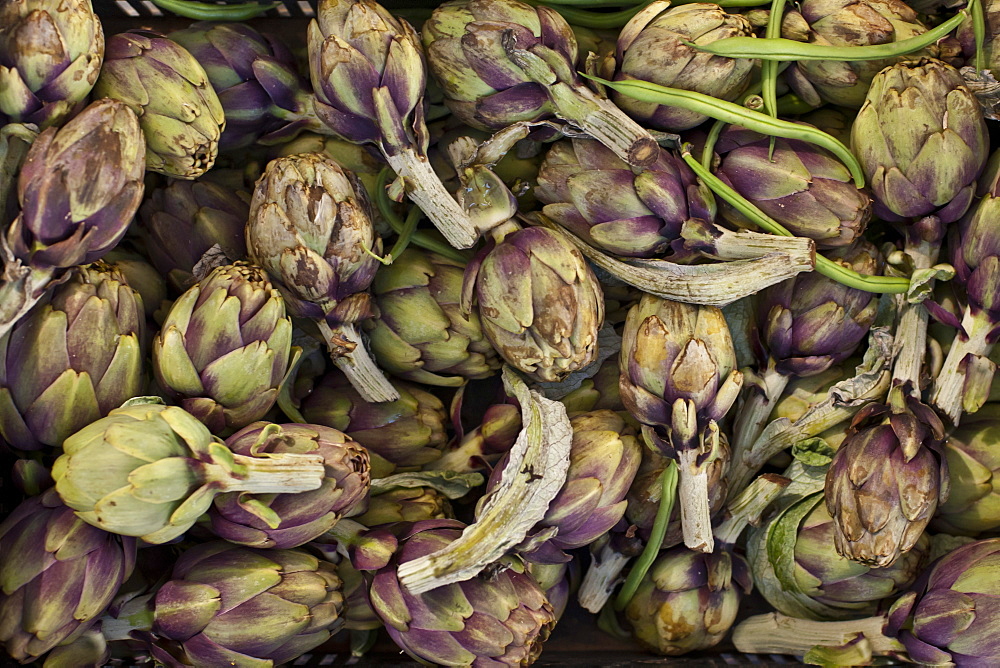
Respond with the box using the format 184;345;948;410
537;324;621;400
1;123;37;223
370;471;485;499
396;366;573;594
732;613;903;658
906;264;956;304
531;214;815;307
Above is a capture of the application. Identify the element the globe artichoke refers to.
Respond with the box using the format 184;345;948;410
308;0;479;248
0;489;135;664
0;263;145;451
713;126;872;249
0;0;104;128
247;151;398;402
51;403;326;544
559;354;626;415
601;1;755;131
93;30;225;179
150;541;344;666
850;58;989;224
535;137;715;258
422;0;658;167
825;385;948;567
209;422;371;549
355;486;453;527
169;21;324;151
933;404;1000;535
781;0;929;108
136;178;250;293
620;294;743;550
152;263;293;436
471;225;604;383
103;247;169;321
364;248;500;387
367;519;557;665
0;97;144;339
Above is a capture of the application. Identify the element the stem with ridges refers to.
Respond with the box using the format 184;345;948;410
714;473;789;546
677;449;714;552
930;308;993;424
726;364;790;502
892;235;939;391
213;452;326;493
579;541;634;613
732;613;903;657
319;321;401;403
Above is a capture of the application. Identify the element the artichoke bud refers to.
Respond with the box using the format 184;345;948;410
933;404;1000;535
152;263;294;436
93;30;225;179
355;486;453;527
51;403;327;544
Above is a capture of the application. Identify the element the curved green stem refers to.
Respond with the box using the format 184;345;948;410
375;168;471;264
681;148;909;294
701;119;727;171
386;206;422;261
689;7;968;61
614;460;678;611
149;0;279;20
761;0;786;122
587;75;865;187
973;0;987;73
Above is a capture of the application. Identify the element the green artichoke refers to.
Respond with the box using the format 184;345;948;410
152;263;293;436
51;403;326;544
0;263;145;451
934;404;1000;535
355;486;453;527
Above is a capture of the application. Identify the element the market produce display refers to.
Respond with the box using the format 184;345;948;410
5;0;1000;664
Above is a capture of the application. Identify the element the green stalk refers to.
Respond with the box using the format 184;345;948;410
535;0;652;28
385;206;422;262
681;148;909;294
586;75;865;187
150;0;279;20
688;6;969;60
701;119;727;170
614;460;678;611
761;0;786;121
973;0;987;73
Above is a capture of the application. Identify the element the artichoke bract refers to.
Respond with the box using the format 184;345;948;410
602;1;755;131
0;97;144;339
309;0;479;248
93;30;225;179
933;404;1000;535
535;138;715;258
850;58;988;224
51;403;326;544
247;152;398;402
0;0;104;128
713;126;872;249
367;519;557;666
151;541;344;666
0;489;135;664
471;225;604;383
422;0;658;168
209;422;371;549
299;369;448;471
0;263;145;451
364;248;500;386
782;0;929;109
152;263;293;436
884;537;1000;666
825;386;948;568
169;21;324;151
137;178;250;293
355;486;453;526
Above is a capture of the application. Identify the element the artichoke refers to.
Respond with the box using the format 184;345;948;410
825;385;948;567
368;519;557;666
152;263;293;436
933;404;1000;535
0;263;145;451
0;0;104;128
0;489;135;664
93;30;225;179
355;486;453;527
713;126;872;248
103;246;169;321
559;354;626;415
151;541;344;666
209;422;371;549
472;225;604;383
364;248;500;386
136;178;250;293
602;2;755;131
51;403;326;544
850;58;989;224
535;137;715;258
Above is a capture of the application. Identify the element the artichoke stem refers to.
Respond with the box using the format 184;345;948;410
731;613;903;657
714;474;789;546
677;449;714;553
548;82;659;168
578;541;632;613
321;321;400;403
892;236;940;391
216;452;326;494
930;308;993;425
0;265;56;340
382;147;479;249
726;364;790;501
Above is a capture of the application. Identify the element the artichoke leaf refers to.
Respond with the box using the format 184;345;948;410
370;471;485;499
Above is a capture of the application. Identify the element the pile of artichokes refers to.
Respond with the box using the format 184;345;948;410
5;0;1000;664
